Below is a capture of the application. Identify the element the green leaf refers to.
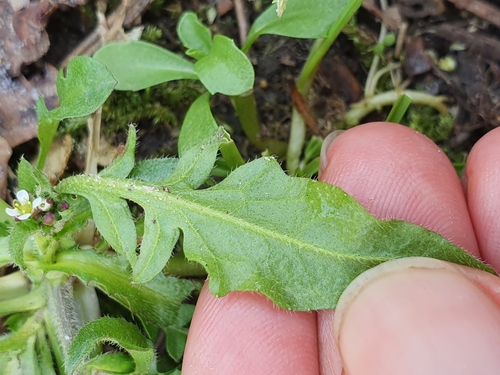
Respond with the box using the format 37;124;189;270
8;220;39;269
130;158;179;183
56;157;495;311
99;124;137;178
161;130;224;190
34;249;195;327
194;35;254;96
166;325;188;362
83;352;135;374
66;317;155;375
174;304;195;328
177;12;212;59
244;0;362;51
178;93;219;156
17;159;52;198
94;41;198;91
0;313;42;352
386;94;412;124
133;206;180;283
36;56;116;169
77;188;137;266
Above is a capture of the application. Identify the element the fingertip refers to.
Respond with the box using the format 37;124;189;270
334;258;500;375
464;127;500;271
183;283;319;374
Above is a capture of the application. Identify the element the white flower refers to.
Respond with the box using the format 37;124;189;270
33;198;52;212
6;190;34;221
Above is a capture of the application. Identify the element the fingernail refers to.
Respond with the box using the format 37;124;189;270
334;257;500;374
320;130;344;173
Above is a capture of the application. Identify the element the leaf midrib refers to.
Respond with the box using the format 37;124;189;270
62;176;391;264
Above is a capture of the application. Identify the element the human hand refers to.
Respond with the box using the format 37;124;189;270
182;122;500;374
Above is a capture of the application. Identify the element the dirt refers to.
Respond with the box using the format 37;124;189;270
1;0;500;193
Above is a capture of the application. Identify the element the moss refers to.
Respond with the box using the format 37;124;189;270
404;106;453;143
100;81;204;134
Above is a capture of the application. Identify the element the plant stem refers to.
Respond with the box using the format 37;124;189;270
0;284;46;317
164;253;207;277
286;109;307;174
231;92;261;145
220;130;246;169
287;0;364;174
0;271;30;300
43;276;84;375
364;0;388;97
344;90;449;125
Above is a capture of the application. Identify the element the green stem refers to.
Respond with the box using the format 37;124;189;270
0;284;46;317
164;253;207;277
220;130;246;169
286;109;307;174
0;271;30;300
287;0;364;174
230;92;261;146
344;90;449;126
43;276;78;375
296;0;364;93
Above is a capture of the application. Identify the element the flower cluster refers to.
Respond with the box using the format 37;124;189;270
5;190;52;221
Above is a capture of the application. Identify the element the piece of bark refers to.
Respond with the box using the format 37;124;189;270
447;0;500;29
0;65;59;148
0;0;52;77
0;137;12;200
395;0;445;18
431;24;500;63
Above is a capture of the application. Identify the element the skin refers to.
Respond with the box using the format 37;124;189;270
182;122;500;374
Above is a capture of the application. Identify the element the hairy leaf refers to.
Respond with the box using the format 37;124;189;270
99;124;137;178
34;249;195;327
94;41;198;91
36;57;116;169
56;157;495;311
9;220;39;268
177;12;212;59
194;35;254;96
17;159;52;197
66;317;155;374
129;158;179;183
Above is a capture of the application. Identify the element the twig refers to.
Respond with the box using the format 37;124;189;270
58;0;151;68
447;0;500;29
233;0;249;45
85;108;102;175
363;0;388;97
344;90;449;125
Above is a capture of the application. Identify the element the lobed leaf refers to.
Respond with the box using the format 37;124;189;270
194;35;254;96
56;157;495;311
74;188;137;266
94;41;198;91
17;159;52;197
177;12;212;59
34;249;195;327
66;317;155;374
99;124;137;178
36;57;116;169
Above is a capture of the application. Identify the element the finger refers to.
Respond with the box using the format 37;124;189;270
334;257;500;375
183;283;319;374
318;122;480;374
463;127;500;271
